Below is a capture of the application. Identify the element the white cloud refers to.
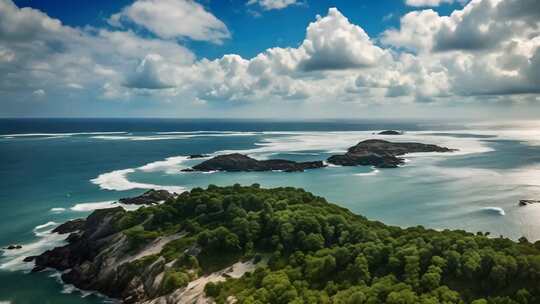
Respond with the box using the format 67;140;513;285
109;0;230;43
247;0;299;10
298;8;387;71
405;0;463;7
1;0;539;116
381;0;540;98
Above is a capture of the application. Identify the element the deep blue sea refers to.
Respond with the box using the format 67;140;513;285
1;118;540;304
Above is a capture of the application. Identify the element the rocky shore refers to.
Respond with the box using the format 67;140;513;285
27;201;254;303
327;139;455;168
119;189;176;205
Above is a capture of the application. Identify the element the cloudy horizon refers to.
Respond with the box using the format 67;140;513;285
1;0;539;119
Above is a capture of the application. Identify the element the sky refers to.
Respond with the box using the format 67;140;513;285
1;0;539;119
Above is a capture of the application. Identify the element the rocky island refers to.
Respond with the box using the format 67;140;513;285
183;153;325;172
327;139;455;168
378;130;403;135
27;185;540;304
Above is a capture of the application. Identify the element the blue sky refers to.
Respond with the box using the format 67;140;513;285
2;0;540;118
13;0;463;59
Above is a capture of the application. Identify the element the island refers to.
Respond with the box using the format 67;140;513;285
28;185;540;304
327;139;455;168
182;153;325;172
378;130;403;135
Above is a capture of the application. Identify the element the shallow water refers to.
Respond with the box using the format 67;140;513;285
1;119;540;303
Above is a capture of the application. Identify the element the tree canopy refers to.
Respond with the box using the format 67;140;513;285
115;184;540;303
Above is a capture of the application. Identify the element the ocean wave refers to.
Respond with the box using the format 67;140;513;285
70;201;119;212
0;222;65;272
90;131;261;141
48;271;102;298
0;132;126;138
138;156;190;173
90;135;194;141
481;207;506;216
34;221;58;231
50;207;66;213
157;131;261;136
90;169;185;193
354;168;380;176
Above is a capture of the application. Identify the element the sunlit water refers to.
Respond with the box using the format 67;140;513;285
1;118;540;303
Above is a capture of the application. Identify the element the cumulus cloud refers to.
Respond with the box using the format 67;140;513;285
247;0;300;10
381;0;540;98
124;54;176;89
0;0;196;100
1;0;539;116
109;0;230;43
405;0;462;7
298;8;387;71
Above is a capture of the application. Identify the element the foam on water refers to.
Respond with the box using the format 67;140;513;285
90;135;194;141
90;131;260;141
138;156;190;173
90;169;185;193
482;207;506;216
71;200;145;212
354;168;380;176
0;132;127;138
50;207;66;213
0;222;65;272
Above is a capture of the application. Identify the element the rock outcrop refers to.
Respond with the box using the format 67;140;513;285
119;189;175;205
185;153;325;172
52;219;86;234
519;200;540;206
187;154;208;159
28;205;254;303
327;139;455;168
378;130;402;135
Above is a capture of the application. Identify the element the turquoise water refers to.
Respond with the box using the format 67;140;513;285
1;119;540;303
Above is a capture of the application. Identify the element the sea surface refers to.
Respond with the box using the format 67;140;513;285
1;118;540;304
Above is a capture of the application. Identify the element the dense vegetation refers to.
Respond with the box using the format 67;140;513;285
115;184;540;303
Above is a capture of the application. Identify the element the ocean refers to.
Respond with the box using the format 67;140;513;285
1;118;540;303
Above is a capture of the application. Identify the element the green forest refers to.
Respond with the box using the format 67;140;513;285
116;184;540;304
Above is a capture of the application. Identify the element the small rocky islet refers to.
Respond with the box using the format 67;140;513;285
327;139;456;168
377;130;403;135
